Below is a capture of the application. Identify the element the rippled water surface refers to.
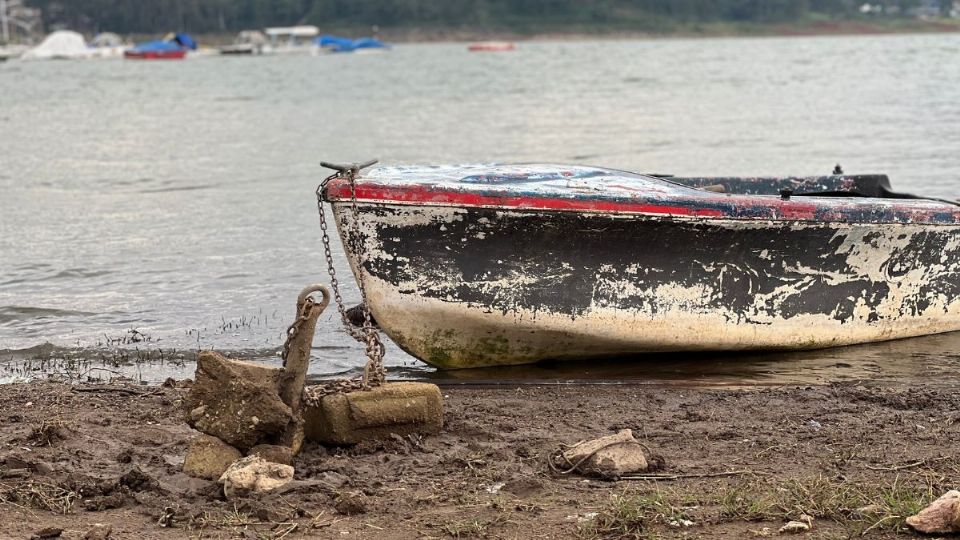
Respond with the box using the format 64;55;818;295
2;35;960;382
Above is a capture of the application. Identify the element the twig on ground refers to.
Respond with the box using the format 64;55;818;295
861;457;951;472
274;523;298;539
70;386;148;396
861;514;901;536
618;470;761;481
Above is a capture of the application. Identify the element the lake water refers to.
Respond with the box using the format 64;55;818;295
2;34;960;383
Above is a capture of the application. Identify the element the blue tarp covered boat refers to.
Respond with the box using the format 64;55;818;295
316;35;390;53
125;33;197;60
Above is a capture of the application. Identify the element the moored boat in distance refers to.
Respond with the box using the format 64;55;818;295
218;30;267;55
89;32;128;58
468;41;516;52
124;32;196;59
316;35;391;54
0;43;27;61
322;164;960;369
21;30;91;60
263;26;319;55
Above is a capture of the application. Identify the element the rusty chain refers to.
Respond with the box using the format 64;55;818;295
281;295;315;366
305;160;386;403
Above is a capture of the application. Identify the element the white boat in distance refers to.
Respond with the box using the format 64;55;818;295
263;25;319;55
0;43;26;61
219;30;267;55
21;30;91;59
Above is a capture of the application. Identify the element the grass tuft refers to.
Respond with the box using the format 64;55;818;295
579;489;695;539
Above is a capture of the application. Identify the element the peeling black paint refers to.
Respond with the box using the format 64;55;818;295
340;205;960;326
668;174;887;197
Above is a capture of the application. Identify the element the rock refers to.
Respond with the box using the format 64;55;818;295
30;528;62;539
906;489;960;534
119;467;159;493
502;476;545;497
334;491;368;515
854;504;884;518
218;456;294;499
115;448;133;464
183;434;243;480
552;429;648;479
317;471;350;489
779;520;810;534
82;524;112;540
188;405;206;422
82;492;127;511
184;351;292;451
304;382;443;445
247;444;293;466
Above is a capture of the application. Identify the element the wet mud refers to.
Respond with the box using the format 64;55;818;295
6;330;960;389
1;375;958;539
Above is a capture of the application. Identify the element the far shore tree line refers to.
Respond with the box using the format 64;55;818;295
23;0;959;35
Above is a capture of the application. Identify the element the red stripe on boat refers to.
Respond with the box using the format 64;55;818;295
327;183;727;217
124;50;187;60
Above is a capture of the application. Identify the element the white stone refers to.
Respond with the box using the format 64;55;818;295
218;456;294;499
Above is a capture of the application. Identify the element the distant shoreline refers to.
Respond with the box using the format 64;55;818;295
188;17;960;46
391;18;960;43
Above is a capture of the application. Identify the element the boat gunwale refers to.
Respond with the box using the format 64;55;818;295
324;181;960;227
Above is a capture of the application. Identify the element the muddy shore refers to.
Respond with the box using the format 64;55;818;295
1;376;958;539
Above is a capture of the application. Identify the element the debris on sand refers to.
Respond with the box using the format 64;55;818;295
779;520;811;534
218;455;294;499
550;429;648;479
906;489;960;534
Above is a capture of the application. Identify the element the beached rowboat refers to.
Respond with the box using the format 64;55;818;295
321;164;960;369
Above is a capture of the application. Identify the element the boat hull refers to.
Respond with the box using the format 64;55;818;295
332;202;960;368
124;50;186;60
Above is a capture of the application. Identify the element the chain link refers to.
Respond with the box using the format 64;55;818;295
306;162;386;403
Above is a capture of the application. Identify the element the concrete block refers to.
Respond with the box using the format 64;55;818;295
247;444;294;466
183;434;242;480
304;382;443;445
184;351;292;451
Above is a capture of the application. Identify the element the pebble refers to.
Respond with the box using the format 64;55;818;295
779;520;810;534
82;524;112;540
334;491;368;515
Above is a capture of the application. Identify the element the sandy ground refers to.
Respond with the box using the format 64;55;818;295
0;377;958;539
